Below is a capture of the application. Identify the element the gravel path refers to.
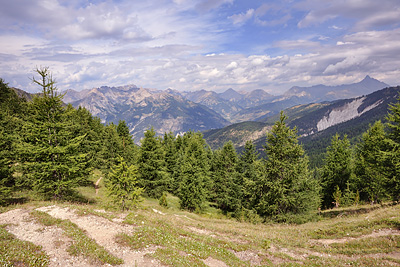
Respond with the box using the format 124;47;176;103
0;206;165;266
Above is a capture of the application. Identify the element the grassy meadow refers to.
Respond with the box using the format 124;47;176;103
0;171;399;267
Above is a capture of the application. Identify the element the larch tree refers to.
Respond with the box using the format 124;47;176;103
0;79;27;204
211;141;242;213
67;106;105;169
162;132;178;192
354;121;389;203
18;67;90;200
99;123;124;173
385;96;400;201
238;140;259;209
137;127;169;198
116;120;137;164
320;134;353;208
177;132;210;211
106;157;143;211
0;128;12;205
256;112;320;222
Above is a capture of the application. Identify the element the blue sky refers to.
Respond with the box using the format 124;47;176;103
1;0;399;94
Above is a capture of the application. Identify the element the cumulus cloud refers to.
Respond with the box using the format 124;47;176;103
229;3;291;27
229;9;255;25
297;0;400;30
1;0;400;94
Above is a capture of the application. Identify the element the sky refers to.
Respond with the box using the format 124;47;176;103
1;0;400;94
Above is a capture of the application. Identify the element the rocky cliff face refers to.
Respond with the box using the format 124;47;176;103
316;97;382;132
64;85;229;141
61;76;392;143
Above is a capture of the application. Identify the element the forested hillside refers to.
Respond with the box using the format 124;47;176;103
1;69;400;225
209;86;400;167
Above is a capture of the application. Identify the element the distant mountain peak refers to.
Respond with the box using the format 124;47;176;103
222;88;239;94
283;76;388;102
219;88;243;101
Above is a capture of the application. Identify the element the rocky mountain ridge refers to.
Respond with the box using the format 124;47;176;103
64;85;229;141
282;75;388;102
204;86;399;166
61;75;390;142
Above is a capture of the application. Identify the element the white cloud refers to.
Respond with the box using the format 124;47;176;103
297;0;400;30
229;9;255;25
195;0;233;12
274;39;321;50
1;0;400;95
226;61;238;70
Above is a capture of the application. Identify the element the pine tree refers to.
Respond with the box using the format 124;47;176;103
18;67;90;200
162;132;178;192
256;112;320;221
0;79;27;203
385;97;400;201
0;128;12;205
354;121;389;203
137;127;169;198
211;141;242;213
105;157;143;211
68;106;105;169
238;140;259;210
178;153;207;211
177;131;210;212
117;120;137;164
332;185;342;208
99;123;124;172
320;134;353;208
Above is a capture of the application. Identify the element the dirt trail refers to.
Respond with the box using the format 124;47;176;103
0;206;165;267
36;205;164;266
0;208;93;267
312;229;400;245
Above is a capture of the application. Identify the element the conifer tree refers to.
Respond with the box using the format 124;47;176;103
256;112;320;221
0;129;12;205
211;141;242;213
385;97;400;201
0;79;27;203
137;127;169;198
320;134;353;208
99;123;124;172
177;131;210;211
0;79;26;205
18;67;90;200
117;120;137;164
354;121;389;203
178;153;207;211
238;140;259;209
68;106;105;169
162;132;178;191
105;157;143;211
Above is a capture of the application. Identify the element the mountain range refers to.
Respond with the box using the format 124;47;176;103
204;85;400;166
62;75;389;142
64;85;229;141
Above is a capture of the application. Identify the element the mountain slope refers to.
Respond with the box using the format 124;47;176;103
233;76;389;123
219;88;244;102
283;75;389;102
182;89;242;121
296;86;400;166
64;86;229;141
203;121;271;150
204;86;400;166
238;89;275;108
182;88;275;122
